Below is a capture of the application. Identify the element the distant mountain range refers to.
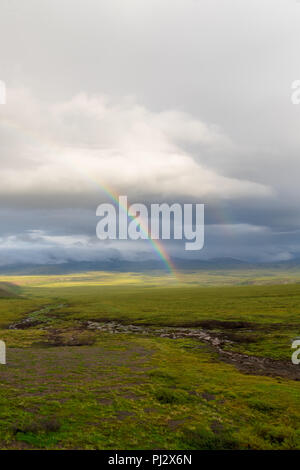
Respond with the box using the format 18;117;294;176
1;257;300;275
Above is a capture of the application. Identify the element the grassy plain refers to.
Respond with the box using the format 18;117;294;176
0;270;300;449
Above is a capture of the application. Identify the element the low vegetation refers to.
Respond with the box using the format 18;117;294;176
0;271;299;449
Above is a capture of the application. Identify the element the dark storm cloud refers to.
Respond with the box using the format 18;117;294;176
0;0;300;264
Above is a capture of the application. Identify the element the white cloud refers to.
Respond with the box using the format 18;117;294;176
0;230;156;266
0;89;272;205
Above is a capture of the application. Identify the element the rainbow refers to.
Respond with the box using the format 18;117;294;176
93;181;179;279
0;117;179;279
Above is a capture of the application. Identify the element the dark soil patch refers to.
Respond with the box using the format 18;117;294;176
210;420;224;435
183;320;258;330
202;392;216;401
167;417;192;429
222;332;259;343
12;417;60;435
218;349;300;381
10;319;43;329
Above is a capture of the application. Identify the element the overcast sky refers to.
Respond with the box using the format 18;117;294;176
0;0;300;266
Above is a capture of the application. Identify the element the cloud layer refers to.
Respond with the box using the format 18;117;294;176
0;0;300;265
0;89;271;206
